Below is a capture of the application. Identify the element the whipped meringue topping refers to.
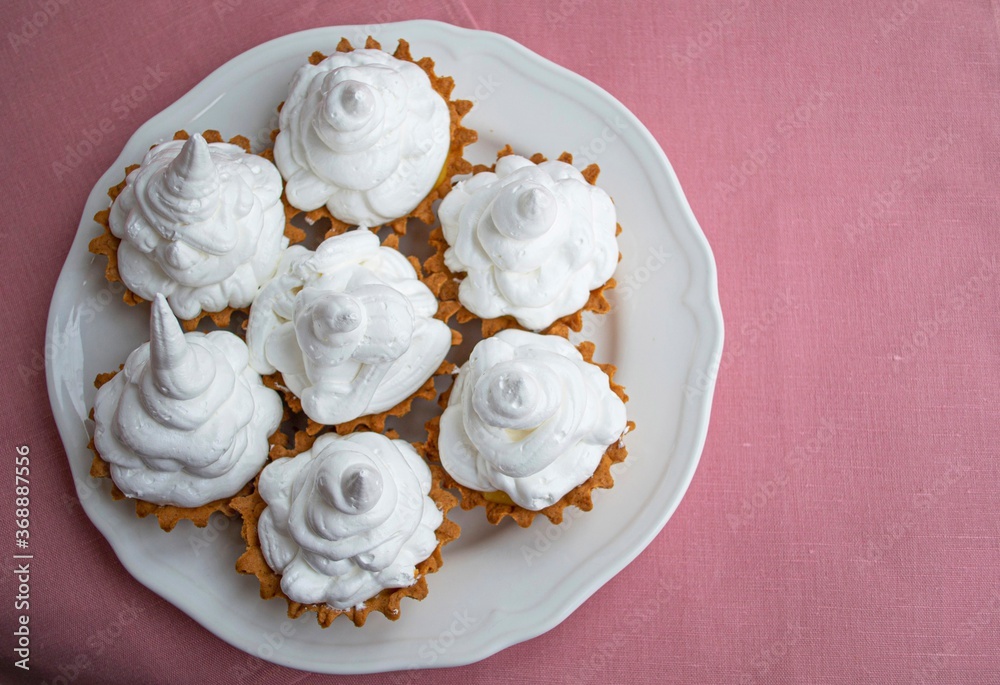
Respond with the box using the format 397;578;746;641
256;431;442;609
93;295;283;507
246;229;452;425
438;330;627;510
438;154;619;330
108;133;287;320
273;48;451;227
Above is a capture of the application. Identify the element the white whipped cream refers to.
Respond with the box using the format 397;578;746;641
438;330;627;510
438;154;619;330
246;229;452;425
93;295;283;507
256;431;442;609
273;48;450;227
108;133;287;320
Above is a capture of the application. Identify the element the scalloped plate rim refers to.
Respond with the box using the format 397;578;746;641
45;19;723;674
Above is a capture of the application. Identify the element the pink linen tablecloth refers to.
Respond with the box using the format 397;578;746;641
2;0;998;683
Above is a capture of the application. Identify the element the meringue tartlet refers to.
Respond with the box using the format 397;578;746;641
425;147;620;337
90;131;289;327
246;228;455;432
89;295;283;531
232;430;459;627
427;329;633;527
270;36;477;235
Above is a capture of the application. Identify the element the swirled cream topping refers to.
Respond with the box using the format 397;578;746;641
438;154;619;330
438;330;627;510
273;49;450;227
256;431;442;609
93;295;283;507
246;229;452;425
108;134;287;320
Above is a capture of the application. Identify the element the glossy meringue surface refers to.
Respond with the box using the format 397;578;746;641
256;431;442;609
93;295;283;507
274;49;450;227
438;154;619;330
108;134;287;320
246;229;452;425
438;329;628;510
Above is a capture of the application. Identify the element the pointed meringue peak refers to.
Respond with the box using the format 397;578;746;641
149;294;214;400
159;134;222;219
315;451;384;514
166;135;217;187
340;463;383;514
321;78;376;132
492;182;557;241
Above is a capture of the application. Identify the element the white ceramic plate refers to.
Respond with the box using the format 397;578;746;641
46;20;723;674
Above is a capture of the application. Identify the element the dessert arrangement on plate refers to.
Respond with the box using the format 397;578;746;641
84;36;634;627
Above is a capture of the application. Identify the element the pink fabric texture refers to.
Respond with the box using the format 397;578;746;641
2;0;998;682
